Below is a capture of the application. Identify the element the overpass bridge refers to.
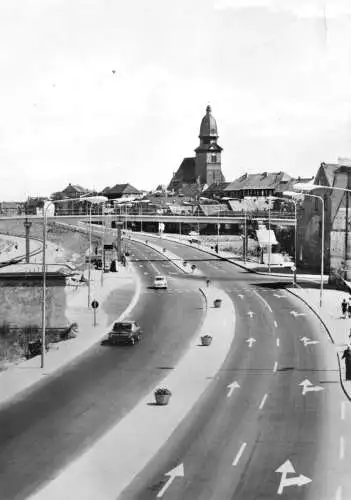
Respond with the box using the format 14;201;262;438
0;212;296;226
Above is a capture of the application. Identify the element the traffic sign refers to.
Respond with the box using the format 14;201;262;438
291;265;296;272
91;300;99;309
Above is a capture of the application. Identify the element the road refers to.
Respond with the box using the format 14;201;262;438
0;242;203;500
118;235;351;500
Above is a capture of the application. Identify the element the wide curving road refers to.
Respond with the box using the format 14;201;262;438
119;235;351;500
0;242;204;500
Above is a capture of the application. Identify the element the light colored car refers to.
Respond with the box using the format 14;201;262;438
153;275;168;289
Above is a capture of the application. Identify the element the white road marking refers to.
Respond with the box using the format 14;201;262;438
246;338;256;348
273;361;278;373
274;320;278;328
341;401;346;420
291;311;306;317
276;338;280;347
157;464;184;498
227;381;240;397
259;393;268;410
335;485;343;500
238;294;245;300
276;460;312;495
339;436;345;460
253;290;273;312
232;442;247;466
299;379;324;395
247;311;255;318
300;336;320;346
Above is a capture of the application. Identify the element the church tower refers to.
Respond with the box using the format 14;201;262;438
195;105;224;186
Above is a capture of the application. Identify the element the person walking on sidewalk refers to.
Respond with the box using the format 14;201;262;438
342;298;348;318
342;345;351;381
348;298;351;319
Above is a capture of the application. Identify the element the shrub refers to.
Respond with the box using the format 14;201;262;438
154;387;172;396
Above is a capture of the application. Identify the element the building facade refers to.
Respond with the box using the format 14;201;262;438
168;105;225;193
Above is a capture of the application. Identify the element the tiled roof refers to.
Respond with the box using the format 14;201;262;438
225;172;291;191
103;183;140;195
202;182;230;195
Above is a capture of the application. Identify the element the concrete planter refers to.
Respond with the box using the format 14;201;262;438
154;389;172;406
201;335;213;346
214;299;222;308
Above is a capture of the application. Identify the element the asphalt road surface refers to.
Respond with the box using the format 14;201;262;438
118;235;351;500
0;242;203;500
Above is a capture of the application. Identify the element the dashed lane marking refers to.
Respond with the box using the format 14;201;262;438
273;361;278;373
274;320;278;328
259;393;268;410
341;401;346;421
276;338;280;347
232;442;247;467
340;436;345;460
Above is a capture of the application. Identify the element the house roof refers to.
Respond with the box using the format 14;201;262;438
197;204;228;216
102;183;140;196
1;202;22;209
62;183;89;193
225;172;292;192
202;182;230;196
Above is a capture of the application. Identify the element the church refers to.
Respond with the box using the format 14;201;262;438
168;105;225;193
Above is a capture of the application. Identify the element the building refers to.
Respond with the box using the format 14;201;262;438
168;105;225;193
298;159;351;280
101;183;141;200
224;172;293;199
52;183;91;215
0;201;24;216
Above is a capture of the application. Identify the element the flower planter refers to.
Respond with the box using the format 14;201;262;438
154;388;172;406
155;393;171;406
201;335;213;346
214;299;222;308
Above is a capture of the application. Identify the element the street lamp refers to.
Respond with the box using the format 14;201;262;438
83;196;108;308
268;195;298;286
284;190;325;307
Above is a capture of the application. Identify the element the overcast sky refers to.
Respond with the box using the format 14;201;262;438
1;0;351;200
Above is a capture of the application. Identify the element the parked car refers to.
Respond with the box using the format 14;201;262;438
153;275;168;289
106;320;142;345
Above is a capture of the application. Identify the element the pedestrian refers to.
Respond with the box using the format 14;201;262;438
206;278;210;288
342;298;348;318
348;298;351;319
215;243;218;253
342;345;351;381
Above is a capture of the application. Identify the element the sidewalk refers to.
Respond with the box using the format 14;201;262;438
0;266;140;409
287;286;351;400
28;285;235;500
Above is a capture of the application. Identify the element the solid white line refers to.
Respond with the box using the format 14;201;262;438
259;393;268;410
341;401;346;421
273;361;278;373
232;442;247;466
339;436;345;460
335;485;342;500
276;338;280;347
253;290;272;313
274;320;278;328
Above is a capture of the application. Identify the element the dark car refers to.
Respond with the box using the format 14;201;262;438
107;320;142;345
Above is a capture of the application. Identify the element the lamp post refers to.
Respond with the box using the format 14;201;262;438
268;195;298;286
284;189;325;307
82;196;108;308
268;202;271;273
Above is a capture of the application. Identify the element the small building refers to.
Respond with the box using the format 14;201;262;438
0;201;24;216
224;172;292;199
101;183;141;200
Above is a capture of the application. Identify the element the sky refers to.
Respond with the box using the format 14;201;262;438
1;0;351;200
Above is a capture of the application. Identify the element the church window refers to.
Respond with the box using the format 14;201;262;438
211;154;217;163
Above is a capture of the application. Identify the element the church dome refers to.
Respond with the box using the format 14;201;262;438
199;105;218;138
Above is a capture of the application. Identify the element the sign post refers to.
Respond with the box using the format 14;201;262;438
291;265;297;287
91;299;99;327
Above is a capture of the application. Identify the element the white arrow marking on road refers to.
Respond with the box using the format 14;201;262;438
246;338;256;348
238;294;245;300
273;293;285;298
157;464;184;498
276;459;312;495
227;381;240;397
300;337;320;346
247;311;255;318
291;311;306;317
299;379;324;395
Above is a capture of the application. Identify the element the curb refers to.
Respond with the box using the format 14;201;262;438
286;287;350;402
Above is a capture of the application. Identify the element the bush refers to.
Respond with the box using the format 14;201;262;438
154;387;172;396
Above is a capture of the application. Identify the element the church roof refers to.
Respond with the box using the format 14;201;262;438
199;105;218;138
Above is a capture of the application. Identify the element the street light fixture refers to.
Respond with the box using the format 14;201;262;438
82;196;108;307
268;195;298;286
284;189;325;307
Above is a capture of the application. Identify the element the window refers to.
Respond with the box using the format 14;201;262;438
211;154;217;163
